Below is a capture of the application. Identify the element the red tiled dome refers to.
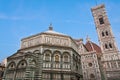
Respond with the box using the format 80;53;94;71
85;41;102;54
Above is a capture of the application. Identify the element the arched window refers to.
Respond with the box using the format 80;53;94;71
106;31;108;36
44;50;51;61
105;44;108;49
15;60;27;79
6;62;16;80
109;43;112;48
45;53;50;61
63;55;69;62
53;51;61;68
99;17;104;24
102;32;105;37
55;54;60;62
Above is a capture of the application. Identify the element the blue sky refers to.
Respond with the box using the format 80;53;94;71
0;0;120;62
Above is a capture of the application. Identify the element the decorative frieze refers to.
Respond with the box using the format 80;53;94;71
44;35;69;47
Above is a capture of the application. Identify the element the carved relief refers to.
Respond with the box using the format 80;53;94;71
21;36;42;48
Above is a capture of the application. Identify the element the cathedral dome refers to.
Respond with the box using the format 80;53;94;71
85;40;102;54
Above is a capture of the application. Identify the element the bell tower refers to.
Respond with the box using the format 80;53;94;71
91;4;120;80
91;4;119;54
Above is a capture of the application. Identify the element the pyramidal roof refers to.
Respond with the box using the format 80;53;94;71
43;24;67;36
22;24;68;40
44;29;65;35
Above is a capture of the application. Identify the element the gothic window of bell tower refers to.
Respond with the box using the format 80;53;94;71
99;17;104;25
109;43;112;48
105;44;108;49
102;32;105;37
106;31;109;36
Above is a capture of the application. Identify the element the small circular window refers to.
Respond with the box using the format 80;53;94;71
88;63;92;67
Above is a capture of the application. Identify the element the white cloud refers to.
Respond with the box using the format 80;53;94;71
0;14;8;19
0;13;21;20
0;13;40;20
112;18;120;24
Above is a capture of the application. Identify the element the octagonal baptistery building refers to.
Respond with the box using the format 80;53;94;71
3;26;83;80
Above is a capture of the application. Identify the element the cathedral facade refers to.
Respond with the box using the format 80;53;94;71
2;4;120;80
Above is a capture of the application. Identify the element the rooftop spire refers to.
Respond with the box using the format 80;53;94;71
49;23;53;31
86;35;90;42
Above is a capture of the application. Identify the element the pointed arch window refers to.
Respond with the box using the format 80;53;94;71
106;31;108;36
102;32;105;37
99;17;104;24
105;44;108;49
109;43;112;48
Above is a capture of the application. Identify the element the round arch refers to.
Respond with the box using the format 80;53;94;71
52;50;61;62
43;49;52;55
43;50;52;61
33;50;40;54
17;59;27;68
62;52;71;63
7;61;16;69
